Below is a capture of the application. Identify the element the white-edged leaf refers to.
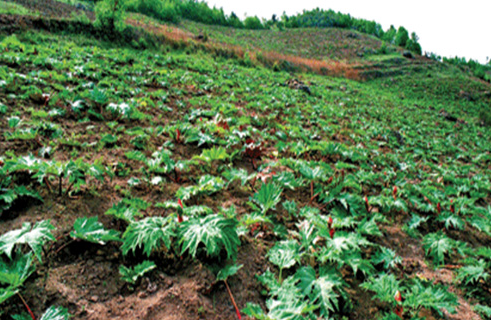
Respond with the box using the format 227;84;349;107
122;216;175;257
0;220;55;262
71;217;121;245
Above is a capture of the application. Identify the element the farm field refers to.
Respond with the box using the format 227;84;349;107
0;1;491;320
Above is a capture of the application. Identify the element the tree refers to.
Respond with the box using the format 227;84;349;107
383;25;397;43
228;11;243;28
405;32;422;55
95;0;127;32
395;26;409;48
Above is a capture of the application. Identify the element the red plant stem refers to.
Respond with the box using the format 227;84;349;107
54;239;75;255
310;193;319;204
310;181;314;199
44;177;52;193
224;280;241;320
17;293;36;320
47;232;71;252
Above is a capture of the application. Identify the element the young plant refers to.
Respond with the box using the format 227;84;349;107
267;240;300;282
252;182;282;215
422;231;465;267
298;163;326;204
119;260;157;285
121;216;176;257
295;265;346;317
70;216;121;245
178;214;240;260
193;146;230;173
0;220;55;262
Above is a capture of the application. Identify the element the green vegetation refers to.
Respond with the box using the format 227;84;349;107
0;1;490;319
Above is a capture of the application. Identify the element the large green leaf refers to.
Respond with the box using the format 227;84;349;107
253;183;282;214
0;220;55;262
295;266;344;316
298;163;325;181
360;274;402;304
194;146;229;163
216;263;243;282
422;232;456;266
455;259;489;285
178;214;239;259
403;279;458;315
121;216;175;256
105;201;143;223
40;306;71;320
0;252;35;288
267;240;300;270
0;286;18;305
14;306;72;320
70;217;121;245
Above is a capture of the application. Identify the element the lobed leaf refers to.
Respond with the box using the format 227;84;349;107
71;217;121;245
178;214;239;260
122;216;175;257
0;220;55;262
119;260;157;284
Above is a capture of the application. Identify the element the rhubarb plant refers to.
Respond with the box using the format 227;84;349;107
178;214;240;260
71;217;121;245
267;240;300;282
121;216;176;257
119;260;156;284
252;182;282;215
0;220;55;262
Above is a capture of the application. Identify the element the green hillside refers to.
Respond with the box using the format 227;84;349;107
0;1;490;320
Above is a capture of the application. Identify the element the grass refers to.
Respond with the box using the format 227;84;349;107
0;0;32;15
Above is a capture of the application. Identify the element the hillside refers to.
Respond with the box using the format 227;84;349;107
0;2;491;320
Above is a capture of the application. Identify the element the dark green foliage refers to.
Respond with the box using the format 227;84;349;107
126;0;180;24
405;32;422;55
0;252;35;288
244;16;264;30
95;0;127;32
394;26;409;47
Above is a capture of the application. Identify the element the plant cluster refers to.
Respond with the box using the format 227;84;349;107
0;25;489;320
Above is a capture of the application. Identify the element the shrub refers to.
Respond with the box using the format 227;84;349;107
126;0;180;24
244;16;264;30
94;0;127;32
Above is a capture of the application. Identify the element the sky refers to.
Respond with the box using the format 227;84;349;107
204;0;491;64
